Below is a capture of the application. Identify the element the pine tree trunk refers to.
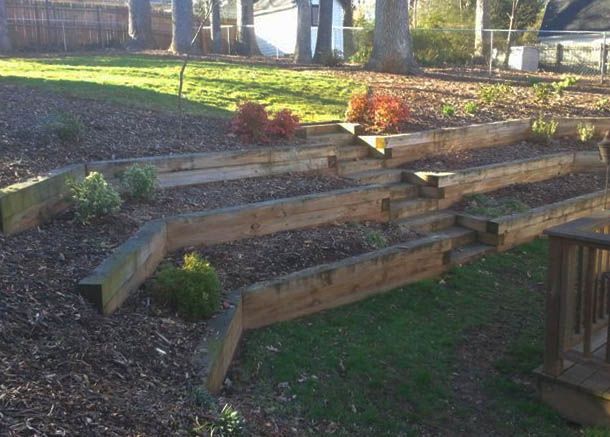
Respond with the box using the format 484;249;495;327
294;0;312;63
341;0;354;59
170;0;193;54
210;0;222;53
313;0;332;63
127;0;153;50
236;0;260;56
366;0;418;74
0;0;11;53
474;0;489;61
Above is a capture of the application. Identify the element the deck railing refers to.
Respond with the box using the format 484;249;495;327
543;212;610;376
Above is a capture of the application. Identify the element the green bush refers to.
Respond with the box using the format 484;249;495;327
70;172;122;224
478;83;513;104
194;404;245;437
155;252;221;320
532;82;554;103
412;29;474;67
40;112;85;143
531;116;558;144
552;75;577;96
577;122;596;142
463;101;478;115
349;18;374;64
595;98;610;112
121;164;158;201
364;229;387;249
441;104;456;117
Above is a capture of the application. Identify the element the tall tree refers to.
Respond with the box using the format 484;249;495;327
0;0;11;53
294;0;312;63
170;0;193;54
313;0;332;63
339;0;354;59
210;0;222;53
366;0;418;74
474;0;489;61
236;0;260;55
127;0;154;50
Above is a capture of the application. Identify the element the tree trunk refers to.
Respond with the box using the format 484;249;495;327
503;0;519;68
294;0;312;63
0;0;11;53
474;0;489;61
313;0;333;63
236;0;260;56
341;0;354;59
170;0;193;54
366;0;418;74
210;0;222;53
127;0;153;50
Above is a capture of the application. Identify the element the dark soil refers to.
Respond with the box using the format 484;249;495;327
402;139;597;172
155;222;424;293
0;172;355;435
453;172;606;217
0;84;306;187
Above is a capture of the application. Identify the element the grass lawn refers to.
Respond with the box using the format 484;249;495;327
0;55;358;122
232;240;610;436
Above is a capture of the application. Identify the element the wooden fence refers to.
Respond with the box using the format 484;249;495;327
5;0;235;52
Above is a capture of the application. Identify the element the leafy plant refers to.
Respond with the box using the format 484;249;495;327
595;98;610;112
266;109;300;139
464;194;530;218
531;116;558;144
231;101;270;143
194;404;245;437
577;122;596;142
478;83;513;104
365;229;387;249
441;104;456;117
155;252;221;320
40;112;86;143
345;91;371;124
121;164;158;201
463;101;478;115
532;75;578;103
349;17;374;64
532;82;554;103
551;75;577;96
345;92;410;133
70;172;122;224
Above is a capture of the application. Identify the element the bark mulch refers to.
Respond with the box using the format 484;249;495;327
402;139;597;172
0;84;305;187
0;172;355;435
452;172;606;218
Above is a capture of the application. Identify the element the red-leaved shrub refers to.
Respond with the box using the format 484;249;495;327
266;109;300;139
231;102;270;142
345;92;409;133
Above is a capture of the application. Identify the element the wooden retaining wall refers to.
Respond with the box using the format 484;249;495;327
0;164;85;235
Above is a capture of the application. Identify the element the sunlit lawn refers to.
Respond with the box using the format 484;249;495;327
0;55;359;122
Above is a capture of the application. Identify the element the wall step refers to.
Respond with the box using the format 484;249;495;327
396;211;456;233
390;197;439;220
307;132;355;146
449;243;495;266
337;145;371;161
349;169;404;185
337;158;385;175
387;183;419;201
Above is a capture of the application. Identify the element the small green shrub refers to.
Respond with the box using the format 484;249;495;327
577;122;596;142
464;194;530;218
155;252;221;320
441;104;456;117
463;101;478;115
532;82;554;103
532;75;578;103
365;229;387;249
531;116;558;143
40;112;85;143
194;404;245;437
121;164;158;201
478;83;513;104
552;75;578;96
70;172;122;224
595;98;610;112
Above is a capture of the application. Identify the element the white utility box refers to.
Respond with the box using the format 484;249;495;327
508;46;539;72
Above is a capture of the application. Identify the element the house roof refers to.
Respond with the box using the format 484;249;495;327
541;0;610;32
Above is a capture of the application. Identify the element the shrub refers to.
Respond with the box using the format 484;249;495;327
441;104;456;117
532;82;554;103
595;98;610;112
412;29;474;67
531;116;558;144
349;17;374;64
552;75;577;96
463;101;478;115
266;109;300;139
155;252;221;320
195;404;245;437
231;102;270;142
365;229;387;249
345;91;371;124
478;83;513;104
121;164;158;201
577;122;596;142
70;172;122;224
346;92;409;133
40;112;85;143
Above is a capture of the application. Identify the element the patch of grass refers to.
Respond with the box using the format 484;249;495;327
441;103;456;117
0;55;359;122
463;193;530;218
234;240;594;435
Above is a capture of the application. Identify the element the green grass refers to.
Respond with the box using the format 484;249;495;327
464;193;530;218
0;55;359;122
233;240;607;436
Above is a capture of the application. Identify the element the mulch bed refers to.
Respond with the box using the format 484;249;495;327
148;222;424;294
452;172;606;218
402;139;597;172
0;172;355;435
0;84;306;187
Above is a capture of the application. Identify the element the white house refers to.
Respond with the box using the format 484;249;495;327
253;0;345;57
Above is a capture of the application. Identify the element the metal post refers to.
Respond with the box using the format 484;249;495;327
62;21;67;52
488;30;494;77
602;32;607;84
226;27;231;54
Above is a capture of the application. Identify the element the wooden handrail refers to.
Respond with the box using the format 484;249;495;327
543;212;610;376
